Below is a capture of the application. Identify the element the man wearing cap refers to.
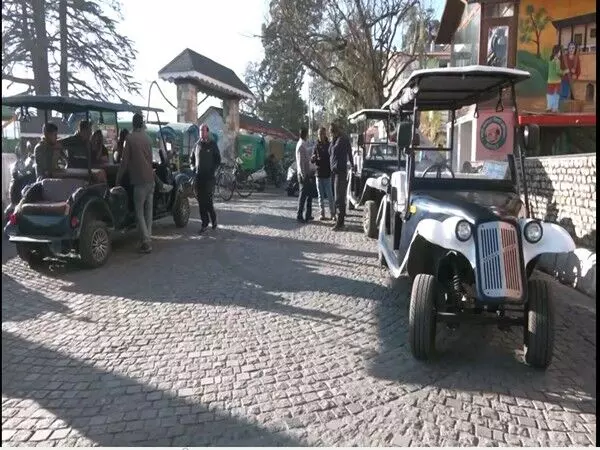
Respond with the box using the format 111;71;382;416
116;113;156;253
34;122;66;180
190;124;221;233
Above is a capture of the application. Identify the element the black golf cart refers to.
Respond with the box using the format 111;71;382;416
3;95;193;269
377;66;576;369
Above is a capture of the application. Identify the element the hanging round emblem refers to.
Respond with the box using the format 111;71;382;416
480;116;507;151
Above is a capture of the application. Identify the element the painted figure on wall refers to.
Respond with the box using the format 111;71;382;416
546;45;568;112
560;41;581;100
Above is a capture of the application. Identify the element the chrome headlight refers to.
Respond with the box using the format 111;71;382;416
455;220;472;241
524;220;543;243
381;176;389;187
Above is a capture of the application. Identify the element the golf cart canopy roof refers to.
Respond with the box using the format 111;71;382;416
382;65;531;111
1;95;164;114
347;109;397;124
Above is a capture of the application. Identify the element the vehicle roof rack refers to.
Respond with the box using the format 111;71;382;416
382;65;530;111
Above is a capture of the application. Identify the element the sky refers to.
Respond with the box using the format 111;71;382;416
2;0;445;123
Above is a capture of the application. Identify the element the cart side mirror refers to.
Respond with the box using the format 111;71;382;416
396;121;412;152
522;124;540;151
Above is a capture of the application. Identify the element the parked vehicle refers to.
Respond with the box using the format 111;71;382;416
215;157;266;201
377;65;576;369
3;95;193;269
4;152;37;223
265;155;284;187
285;161;299;197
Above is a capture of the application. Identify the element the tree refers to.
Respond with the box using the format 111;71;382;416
2;0;140;100
243;11;307;133
264;0;422;109
518;4;551;58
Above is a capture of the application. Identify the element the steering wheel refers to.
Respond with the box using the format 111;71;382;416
421;163;455;179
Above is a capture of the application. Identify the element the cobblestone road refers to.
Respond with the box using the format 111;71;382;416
2;191;597;446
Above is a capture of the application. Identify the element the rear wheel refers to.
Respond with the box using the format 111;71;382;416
173;194;190;228
364;200;378;238
524;279;554;369
79;219;111;269
409;274;438;360
237;174;254;198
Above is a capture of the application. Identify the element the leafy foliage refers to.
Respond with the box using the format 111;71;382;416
2;0;140;100
518;4;551;58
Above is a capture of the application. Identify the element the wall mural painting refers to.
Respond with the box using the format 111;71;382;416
516;0;596;114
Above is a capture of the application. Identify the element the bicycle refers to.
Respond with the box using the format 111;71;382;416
214;164;235;202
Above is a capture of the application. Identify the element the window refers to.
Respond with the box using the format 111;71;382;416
484;2;514;18
574;33;583;46
585;83;595;102
590;28;597;38
451;3;481;67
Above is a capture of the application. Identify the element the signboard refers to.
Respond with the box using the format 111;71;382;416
481;160;510;179
479;115;508;151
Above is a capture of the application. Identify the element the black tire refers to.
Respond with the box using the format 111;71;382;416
237;175;254;198
377;247;388;267
524;279;554;369
256;181;266;192
364;200;378;239
79;219;111;269
173;194;190;228
16;243;45;268
409;274;438;360
216;172;235;202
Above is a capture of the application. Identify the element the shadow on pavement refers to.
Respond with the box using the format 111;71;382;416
1;330;304;446
2;273;73;322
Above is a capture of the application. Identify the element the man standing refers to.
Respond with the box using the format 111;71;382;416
295;127;313;223
190;124;221;233
329;123;354;231
34;122;65;180
311;126;335;221
116;113;155;254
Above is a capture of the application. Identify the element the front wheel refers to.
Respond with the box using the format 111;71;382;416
409;274;438;360
79;219;111;269
524;279;554;369
216;171;235;202
173;194;190;228
364;200;378;239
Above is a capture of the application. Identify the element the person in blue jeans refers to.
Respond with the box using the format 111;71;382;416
311;126;335;221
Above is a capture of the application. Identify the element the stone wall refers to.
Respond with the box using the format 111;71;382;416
523;153;596;249
522;153;597;296
176;83;198;123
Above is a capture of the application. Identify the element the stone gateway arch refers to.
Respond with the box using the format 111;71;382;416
158;48;254;160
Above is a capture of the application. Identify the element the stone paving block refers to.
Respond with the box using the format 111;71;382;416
1;193;596;447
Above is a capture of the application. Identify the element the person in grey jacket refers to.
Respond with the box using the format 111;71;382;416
329;123;355;230
295;127;313;223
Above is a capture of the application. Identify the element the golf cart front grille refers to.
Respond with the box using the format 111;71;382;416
476;221;523;299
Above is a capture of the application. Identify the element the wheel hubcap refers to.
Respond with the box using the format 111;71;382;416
91;228;108;262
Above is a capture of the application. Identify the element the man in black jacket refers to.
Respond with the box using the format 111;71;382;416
311;127;335;220
329;123;355;230
191;124;221;233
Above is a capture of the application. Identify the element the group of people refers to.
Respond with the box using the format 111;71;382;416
295;123;355;231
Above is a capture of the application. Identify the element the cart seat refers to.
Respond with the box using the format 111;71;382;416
20;178;86;216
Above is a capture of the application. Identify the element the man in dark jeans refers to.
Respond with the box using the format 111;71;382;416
329;123;355;231
190;124;221;233
295;127;313;223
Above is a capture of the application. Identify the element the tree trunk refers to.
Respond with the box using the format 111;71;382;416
30;0;51;95
59;0;68;96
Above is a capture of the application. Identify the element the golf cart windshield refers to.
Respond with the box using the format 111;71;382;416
365;142;398;161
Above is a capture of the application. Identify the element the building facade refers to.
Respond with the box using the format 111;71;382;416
438;0;596;166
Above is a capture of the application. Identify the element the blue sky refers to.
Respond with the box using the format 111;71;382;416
3;0;444;122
